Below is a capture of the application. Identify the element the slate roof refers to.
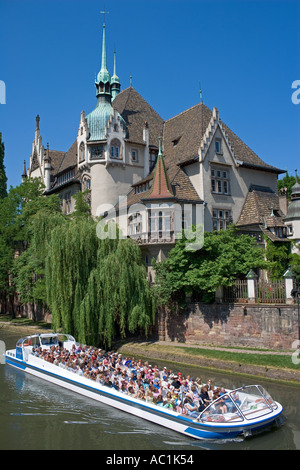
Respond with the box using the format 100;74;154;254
163;102;284;173
56;141;77;174
236;186;289;242
236;186;283;226
163;103;212;166
113;87;164;147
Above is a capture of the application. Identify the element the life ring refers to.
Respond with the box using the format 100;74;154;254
207;415;225;422
255;398;265;403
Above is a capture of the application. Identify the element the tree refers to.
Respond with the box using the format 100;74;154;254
0;133;7;199
153;226;268;304
0;178;62;314
290;253;300;281
278;171;299;200
264;238;291;279
46;219;155;348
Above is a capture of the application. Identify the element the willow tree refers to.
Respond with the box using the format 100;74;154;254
78;237;156;347
46;218;155;347
45;217;98;336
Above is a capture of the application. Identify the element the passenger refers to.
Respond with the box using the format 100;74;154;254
163;391;174;409
180;379;189;395
183;393;199;418
155;394;164;406
112;377;120;391
200;386;211;407
170;375;181;392
214;395;227;414
127;386;135;397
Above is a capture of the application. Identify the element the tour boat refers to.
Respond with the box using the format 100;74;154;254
4;333;285;440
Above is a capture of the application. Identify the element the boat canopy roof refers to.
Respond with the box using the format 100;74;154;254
16;333;76;347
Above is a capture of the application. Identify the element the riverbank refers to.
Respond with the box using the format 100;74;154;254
1;318;300;385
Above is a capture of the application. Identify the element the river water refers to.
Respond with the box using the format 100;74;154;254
1;329;300;451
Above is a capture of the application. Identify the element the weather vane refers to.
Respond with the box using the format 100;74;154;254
100;7;109;26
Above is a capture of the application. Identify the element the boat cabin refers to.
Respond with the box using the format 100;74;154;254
15;333;76;361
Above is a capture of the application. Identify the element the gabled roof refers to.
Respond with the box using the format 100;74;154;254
163;102;212;166
163;102;284;174
113;87;164;147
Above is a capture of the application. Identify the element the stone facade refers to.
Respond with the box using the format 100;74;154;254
158;302;298;350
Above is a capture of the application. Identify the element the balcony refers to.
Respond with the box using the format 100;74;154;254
129;231;176;245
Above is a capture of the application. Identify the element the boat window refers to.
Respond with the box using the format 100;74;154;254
233;385;277;420
200;395;244;423
40;336;58;346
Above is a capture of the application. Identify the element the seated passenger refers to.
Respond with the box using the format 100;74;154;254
200;386;211;407
183;393;199;418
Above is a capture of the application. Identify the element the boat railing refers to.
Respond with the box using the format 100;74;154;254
198;385;278;423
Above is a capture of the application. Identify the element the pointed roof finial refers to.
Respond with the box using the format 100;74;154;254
144;137;175;200
97;8;111;84
22;160;27;180
100;7;109;26
36;114;40;130
158;136;162;155
130;74;133;87
199;82;203;103
111;49;120;83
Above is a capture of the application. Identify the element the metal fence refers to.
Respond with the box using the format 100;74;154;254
255;279;286;304
223;279;287;304
223;280;248;303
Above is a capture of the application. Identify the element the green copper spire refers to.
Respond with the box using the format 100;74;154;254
111;50;121;100
96;22;111;86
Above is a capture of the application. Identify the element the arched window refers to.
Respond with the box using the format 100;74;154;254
110;139;121;159
79;142;85;163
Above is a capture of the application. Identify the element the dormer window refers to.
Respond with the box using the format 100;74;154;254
131;149;138;162
215;139;222;154
172;136;181;147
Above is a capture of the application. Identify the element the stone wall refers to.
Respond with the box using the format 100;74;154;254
158;302;299;350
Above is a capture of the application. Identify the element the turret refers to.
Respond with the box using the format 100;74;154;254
44;143;51;191
95;21;111;103
22;160;27;182
111;50;121;101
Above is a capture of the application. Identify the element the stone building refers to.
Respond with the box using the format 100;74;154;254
24;19;288;265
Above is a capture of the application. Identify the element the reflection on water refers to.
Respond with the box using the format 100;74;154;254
0;330;299;450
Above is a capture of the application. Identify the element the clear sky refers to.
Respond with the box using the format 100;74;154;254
0;0;299;189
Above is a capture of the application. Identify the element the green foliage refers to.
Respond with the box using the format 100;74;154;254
46;219;155;348
290;253;300;280
264;238;292;279
278;171;299;200
72;190;91;218
153;226;268;304
0;133;7;199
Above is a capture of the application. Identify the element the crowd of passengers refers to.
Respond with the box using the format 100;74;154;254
32;343;241;419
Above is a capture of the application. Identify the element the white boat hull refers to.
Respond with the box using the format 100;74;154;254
5;348;284;441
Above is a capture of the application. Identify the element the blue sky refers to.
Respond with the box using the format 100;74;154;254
0;0;299;189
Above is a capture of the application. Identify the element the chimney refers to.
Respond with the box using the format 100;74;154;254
279;187;288;215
